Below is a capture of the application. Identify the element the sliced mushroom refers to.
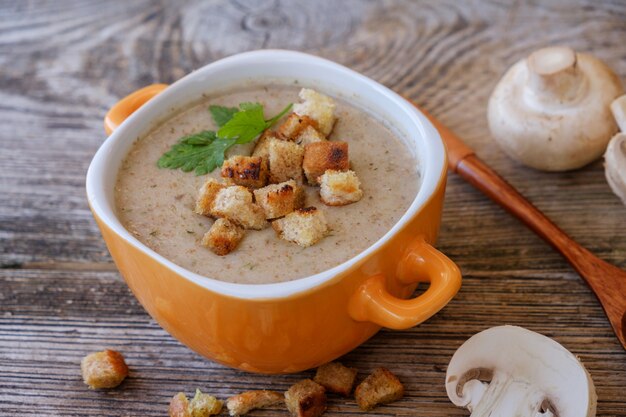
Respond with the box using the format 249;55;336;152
446;326;596;417
488;46;623;171
604;133;626;205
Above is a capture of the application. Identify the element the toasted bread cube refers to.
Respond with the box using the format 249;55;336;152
319;170;363;206
269;139;304;184
302;141;349;185
169;392;191;417
292;88;336;136
201;218;245;256
221;155;268;189
226;390;283;416
253;180;305;219
272;207;329;247
314;362;358;397
210;186;267;230
278;113;319;140
354;368;404;411
296;125;326;146
190;389;223;417
285;379;326;417
253;130;283;161
81;349;129;389
195;179;227;216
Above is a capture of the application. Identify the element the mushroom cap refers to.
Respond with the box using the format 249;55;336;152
488;50;623;171
604;133;626;205
446;326;596;417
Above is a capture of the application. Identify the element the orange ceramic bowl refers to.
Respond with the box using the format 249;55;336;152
87;50;461;374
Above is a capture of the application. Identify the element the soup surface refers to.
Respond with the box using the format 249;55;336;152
115;85;420;284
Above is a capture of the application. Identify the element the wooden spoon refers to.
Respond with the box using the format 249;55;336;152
410;102;626;349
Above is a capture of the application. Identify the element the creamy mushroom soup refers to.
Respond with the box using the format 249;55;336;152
114;85;420;284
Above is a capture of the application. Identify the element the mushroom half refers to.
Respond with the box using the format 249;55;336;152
604;133;626;205
446;326;596;417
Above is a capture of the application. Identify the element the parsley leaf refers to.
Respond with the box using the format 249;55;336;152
157;102;292;175
209;105;239;128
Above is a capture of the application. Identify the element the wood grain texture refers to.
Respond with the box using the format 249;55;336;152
1;0;626;416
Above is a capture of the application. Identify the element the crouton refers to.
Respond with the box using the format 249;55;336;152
221;155;268;189
210;186;267;230
284;379;326;417
354;368;404;411
319;170;363;206
302;141;349;185
314;362;358;397
269;139;304;184
169;390;222;417
201;218;245;255
292;88;336;136
81;349;129;389
272;207;329;247
195;178;226;216
296;125;326;146
189;389;223;417
278;113;319;140
169;392;190;417
252;130;283;161
253;180;305;219
226;390;283;416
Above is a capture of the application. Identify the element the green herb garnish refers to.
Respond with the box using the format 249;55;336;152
157;102;292;175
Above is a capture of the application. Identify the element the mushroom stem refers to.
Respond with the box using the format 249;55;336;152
611;95;626;132
527;46;585;103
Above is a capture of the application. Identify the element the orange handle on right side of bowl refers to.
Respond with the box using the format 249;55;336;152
104;84;168;135
348;237;461;329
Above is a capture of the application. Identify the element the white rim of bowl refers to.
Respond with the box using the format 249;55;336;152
86;49;445;300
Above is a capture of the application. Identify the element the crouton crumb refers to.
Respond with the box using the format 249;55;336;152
314;362;358;397
292;88;336;136
302;141;349;185
253;180;305;219
169;390;222;417
285;379;326;417
201;218;245;256
81;349;129;389
272;207;329;247
169;392;190;417
221;155;268;189
226;390;283;416
195;179;226;216
354;368;404;411
269;139;304;184
210;186;267;230
319;170;363;206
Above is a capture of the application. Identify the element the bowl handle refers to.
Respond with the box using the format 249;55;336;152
348;236;461;329
104;84;168;135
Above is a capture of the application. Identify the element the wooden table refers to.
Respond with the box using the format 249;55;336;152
2;1;626;415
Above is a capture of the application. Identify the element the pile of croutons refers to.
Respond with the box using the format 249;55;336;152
194;89;364;256
169;362;404;417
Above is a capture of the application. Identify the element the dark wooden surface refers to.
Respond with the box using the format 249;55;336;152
2;1;626;416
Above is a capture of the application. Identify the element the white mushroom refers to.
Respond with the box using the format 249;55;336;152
604;133;626;205
446;326;597;417
488;46;623;171
611;95;626;132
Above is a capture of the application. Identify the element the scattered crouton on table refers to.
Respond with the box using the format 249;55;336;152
195;178;227;216
314;361;358;397
293;88;337;136
285;379;327;417
272;207;329;247
221;155;268;189
354;368;404;411
302;141;349;185
226;390;284;416
269;139;305;184
254;180;305;219
201;218;245;256
210;186;267;230
319;169;363;206
81;349;129;389
169;389;222;417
